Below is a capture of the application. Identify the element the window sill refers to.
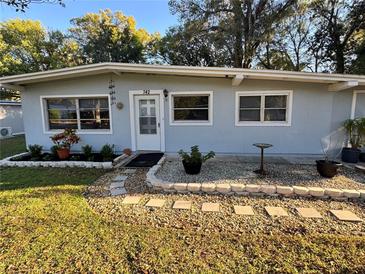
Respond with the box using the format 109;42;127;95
44;130;113;135
235;122;291;127
170;121;213;126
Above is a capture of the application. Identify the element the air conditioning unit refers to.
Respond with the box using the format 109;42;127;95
0;127;12;138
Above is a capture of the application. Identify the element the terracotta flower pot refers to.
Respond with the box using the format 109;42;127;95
123;148;132;156
57;148;70;160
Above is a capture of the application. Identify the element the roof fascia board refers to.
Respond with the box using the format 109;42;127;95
328;80;359;92
0;83;25;92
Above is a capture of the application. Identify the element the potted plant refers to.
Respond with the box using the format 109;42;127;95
50;129;80;160
316;137;342;178
341;118;363;163
178;145;215;175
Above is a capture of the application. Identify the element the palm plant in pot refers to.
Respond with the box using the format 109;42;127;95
50;129;80;160
178;145;215;175
316;135;342;178
341;118;363;163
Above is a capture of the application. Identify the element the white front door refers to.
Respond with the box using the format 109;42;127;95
134;95;161;151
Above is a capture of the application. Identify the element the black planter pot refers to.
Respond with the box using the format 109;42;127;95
316;160;342;178
341;148;360;163
360;152;365;162
182;160;202;175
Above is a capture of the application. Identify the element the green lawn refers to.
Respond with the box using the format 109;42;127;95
1;137;365;272
0;135;26;159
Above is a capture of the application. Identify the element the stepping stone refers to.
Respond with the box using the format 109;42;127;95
123;169;136;174
110;181;125;189
233;206;255;216
201;203;220;212
265;206;289;217
172;200;192;210
145;199;165;208
330;210;363;222
296;207;322;219
122;196;142;205
112;175;128;182
111;187;127;196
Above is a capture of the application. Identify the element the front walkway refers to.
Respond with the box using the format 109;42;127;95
86;167;365;237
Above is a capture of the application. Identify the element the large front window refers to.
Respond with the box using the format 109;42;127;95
236;91;292;126
170;92;213;125
44;96;111;131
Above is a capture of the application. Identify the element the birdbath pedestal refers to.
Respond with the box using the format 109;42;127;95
253;143;273;175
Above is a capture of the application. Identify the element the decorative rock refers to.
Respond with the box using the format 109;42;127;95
330;210;363;222
201;203;220;212
201;183;216;193
358;190;365;199
187;183;201;192
325;188;343;197
173;200;192;210
122;196;141;205
293;186;310;196
216;184;231;193
161;183;175;192
245;184;261;193
296;207;322;219
261;185;276;195
265;206;289;217
308;187;325;197
276;186;293;196
230;183;245;192
145;199;165;208
174;183;188;192
342;189;361;198
110;182;125;189
233;206;255;216
123;169;136;174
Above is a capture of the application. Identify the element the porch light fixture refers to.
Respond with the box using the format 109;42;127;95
163;89;169;98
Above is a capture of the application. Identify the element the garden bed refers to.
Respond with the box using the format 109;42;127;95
156;159;365;190
9;152;119;162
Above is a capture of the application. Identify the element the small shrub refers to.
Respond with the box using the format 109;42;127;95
82;145;94;161
50;145;59;158
178;145;215;164
69;155;81;161
100;144;114;162
43;154;54;161
28;144;43;160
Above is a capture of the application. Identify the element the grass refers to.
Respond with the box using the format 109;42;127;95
1;138;365;272
0;135;26;159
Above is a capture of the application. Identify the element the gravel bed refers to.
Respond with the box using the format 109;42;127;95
86;169;365;237
156;159;365;190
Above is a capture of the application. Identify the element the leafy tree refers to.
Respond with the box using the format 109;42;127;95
168;0;295;68
69;9;158;64
348;30;365;74
0;0;64;12
0;19;81;76
311;0;365;73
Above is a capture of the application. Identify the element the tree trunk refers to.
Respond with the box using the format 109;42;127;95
232;0;244;68
335;45;345;73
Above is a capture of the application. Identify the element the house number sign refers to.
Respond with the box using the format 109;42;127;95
143;89;151;94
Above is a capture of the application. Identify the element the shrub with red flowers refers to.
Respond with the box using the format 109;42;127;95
50;129;80;149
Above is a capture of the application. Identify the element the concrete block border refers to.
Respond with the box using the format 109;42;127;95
0;152;129;169
146;158;365;201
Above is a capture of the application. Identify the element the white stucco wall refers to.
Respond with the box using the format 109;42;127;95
21;73;362;155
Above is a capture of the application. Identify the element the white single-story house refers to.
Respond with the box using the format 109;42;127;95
0;100;24;137
0;63;364;155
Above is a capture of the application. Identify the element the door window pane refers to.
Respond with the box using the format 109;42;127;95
139;117;157;134
139;99;157;134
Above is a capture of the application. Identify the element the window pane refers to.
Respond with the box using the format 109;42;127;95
139;117;157;134
264;109;286;121
265;95;287;108
239;110;260;121
240;96;261;108
80;119;110;129
80;109;109;119
48;109;77;119
47;98;76;110
49;119;78;129
174;96;209;108
174;109;209;121
79;98;108;108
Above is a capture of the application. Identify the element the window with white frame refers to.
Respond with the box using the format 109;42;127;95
170;92;212;125
236;91;292;126
44;96;111;131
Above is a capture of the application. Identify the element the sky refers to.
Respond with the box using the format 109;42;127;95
0;0;178;35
